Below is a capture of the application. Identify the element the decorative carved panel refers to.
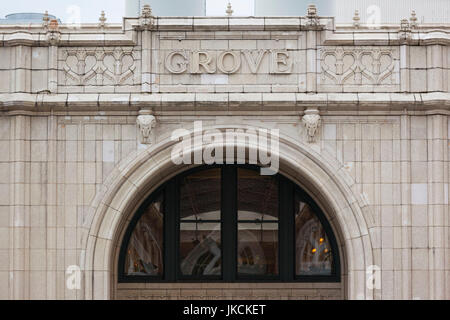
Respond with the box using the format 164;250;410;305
319;47;399;91
60;47;139;86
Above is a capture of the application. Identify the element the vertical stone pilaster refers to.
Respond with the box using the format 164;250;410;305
443;46;449;93
48;46;58;93
400;113;412;299
446;116;450;300
400;45;410;93
46;115;57;299
306;30;317;93
10;115;31;299
141;30;152;93
426;114;447;299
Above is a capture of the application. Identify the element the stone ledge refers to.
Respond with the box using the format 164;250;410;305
117;282;342;290
0;93;449;113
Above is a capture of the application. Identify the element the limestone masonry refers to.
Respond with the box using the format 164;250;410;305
0;6;448;300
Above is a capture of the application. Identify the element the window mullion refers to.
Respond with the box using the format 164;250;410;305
279;176;294;281
165;179;178;281
222;165;237;281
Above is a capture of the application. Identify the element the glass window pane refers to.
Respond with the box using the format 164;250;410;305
237;222;278;276
180;222;221;276
180;168;221;221
295;193;333;276
179;168;222;276
124;193;164;276
237;168;278;220
237;168;279;276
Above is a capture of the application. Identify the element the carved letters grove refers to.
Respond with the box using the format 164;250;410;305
164;50;293;74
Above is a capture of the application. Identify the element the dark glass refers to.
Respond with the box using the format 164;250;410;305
295;192;333;275
124;193;164;276
237;222;278;275
179;168;221;276
237;168;278;276
120;165;340;283
237;168;278;220
180;222;221;276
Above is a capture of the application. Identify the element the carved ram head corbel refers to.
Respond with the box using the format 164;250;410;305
301;108;321;143
136;109;157;145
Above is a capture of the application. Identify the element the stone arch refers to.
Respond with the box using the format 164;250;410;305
82;124;374;300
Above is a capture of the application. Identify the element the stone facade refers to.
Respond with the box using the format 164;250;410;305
0;8;449;300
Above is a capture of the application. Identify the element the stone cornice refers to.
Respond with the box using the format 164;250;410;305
1;93;448;114
1;17;450;47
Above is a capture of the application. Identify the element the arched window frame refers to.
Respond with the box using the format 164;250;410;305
118;165;340;283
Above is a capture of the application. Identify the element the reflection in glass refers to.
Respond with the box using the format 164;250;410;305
179;168;221;276
295;193;333;275
237;168;278;220
124;193;164;276
237;168;279;276
238;223;278;275
180;223;221;276
180;168;221;221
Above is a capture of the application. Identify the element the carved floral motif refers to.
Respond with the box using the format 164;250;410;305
320;47;398;86
61;48;138;86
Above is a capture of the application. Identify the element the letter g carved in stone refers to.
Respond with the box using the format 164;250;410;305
136;110;157;145
302;108;321;143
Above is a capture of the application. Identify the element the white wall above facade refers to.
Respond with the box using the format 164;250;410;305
125;0;206;17
334;0;450;24
255;0;450;24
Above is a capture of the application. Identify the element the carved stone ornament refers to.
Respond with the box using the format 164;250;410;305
46;19;61;46
136;110;157;145
410;10;418;29
99;11;107;28
320;47;398;87
399;19;412;43
302;108;321;143
305;4;321;30
62;47;138;86
353;10;360;29
137;4;155;31
42;11;50;28
226;2;233;17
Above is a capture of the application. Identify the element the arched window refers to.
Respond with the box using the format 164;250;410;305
118;165;340;282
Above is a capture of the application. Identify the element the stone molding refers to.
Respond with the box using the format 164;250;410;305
0;92;448;113
1;17;450;47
